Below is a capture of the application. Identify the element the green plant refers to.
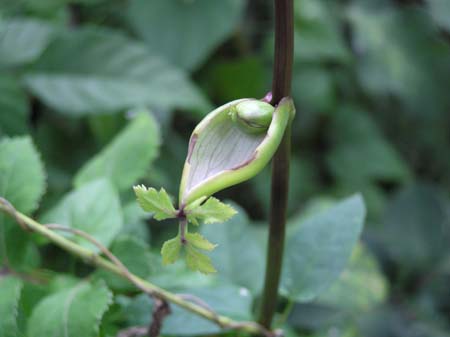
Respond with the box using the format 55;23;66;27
8;1;440;337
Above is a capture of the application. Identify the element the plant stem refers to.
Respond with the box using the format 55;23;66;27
0;200;271;337
259;0;294;329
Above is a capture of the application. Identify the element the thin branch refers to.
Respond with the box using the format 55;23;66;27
0;197;273;337
117;326;148;337
148;298;171;337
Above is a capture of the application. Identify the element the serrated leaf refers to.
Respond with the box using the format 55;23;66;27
127;0;245;71
185;245;216;274
41;179;123;252
161;236;182;265
281;195;366;302
186;197;237;225
27;281;112;337
185;232;216;251
74;112;160;191
24;27;208;116
0;19;53;67
0;137;46;213
0;137;46;269
0;276;23;337
133;185;177;221
0;76;28;137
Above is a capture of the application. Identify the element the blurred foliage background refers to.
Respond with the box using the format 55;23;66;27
0;0;449;337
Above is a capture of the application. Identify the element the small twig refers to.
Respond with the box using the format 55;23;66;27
45;224;172;335
45;224;131;278
0;197;30;231
117;326;148;337
148;298;171;337
177;293;215;314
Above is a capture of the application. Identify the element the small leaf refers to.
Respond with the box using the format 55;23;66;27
133;185;177;220
161;236;182;265
186;197;237;225
74;112;161;191
0;276;23;337
185;245;216;274
0;137;46;269
185;232;217;251
41;179;123;252
27;281;112;337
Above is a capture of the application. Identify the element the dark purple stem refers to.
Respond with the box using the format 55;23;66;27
258;0;294;329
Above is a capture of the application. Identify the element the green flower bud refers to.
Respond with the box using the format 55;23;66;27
230;100;275;134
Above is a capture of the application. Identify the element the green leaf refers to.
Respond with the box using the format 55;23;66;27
292;0;350;62
0;137;46;269
0;137;46;213
95;236;154;291
292;65;336;113
185;232;216;251
27;281;112;337
0;76;28;137
0;276;23;337
205;57;269;102
161;236;182;265
120;202;150;242
281;195;366;302
318;244;388;312
41;179;123;252
127;0;245;70
201;202;266;293
327;106;411;185
24;27;208;116
378;184;450;270
186;197;237;225
185;245;216;274
74;112;161;191
348;5;450;116
0;19;53;67
133;185;177;221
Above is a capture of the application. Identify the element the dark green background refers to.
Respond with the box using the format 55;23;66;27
0;0;449;336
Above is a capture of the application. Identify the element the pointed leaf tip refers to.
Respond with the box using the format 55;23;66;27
186;197;237;225
134;185;177;220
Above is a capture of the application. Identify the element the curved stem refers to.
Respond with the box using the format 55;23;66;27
259;0;294;329
0;199;272;337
